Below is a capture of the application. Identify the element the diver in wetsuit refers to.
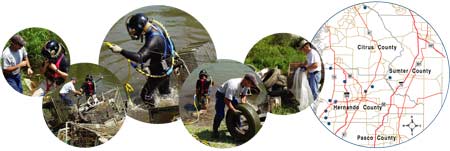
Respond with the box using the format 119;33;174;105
107;13;176;108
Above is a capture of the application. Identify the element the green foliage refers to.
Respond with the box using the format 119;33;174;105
271;104;299;115
10;28;68;71
245;33;306;74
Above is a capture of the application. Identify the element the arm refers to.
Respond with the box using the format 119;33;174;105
307;62;319;72
120;37;161;63
224;97;238;112
53;67;68;78
240;95;247;104
40;59;49;74
71;89;82;96
47;63;68;79
79;83;86;94
79;88;84;94
46;57;69;79
24;56;33;75
3;60;27;73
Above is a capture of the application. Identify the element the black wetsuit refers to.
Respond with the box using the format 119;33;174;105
120;23;173;105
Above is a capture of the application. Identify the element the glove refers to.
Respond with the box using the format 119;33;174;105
109;44;123;53
300;66;307;72
232;109;242;116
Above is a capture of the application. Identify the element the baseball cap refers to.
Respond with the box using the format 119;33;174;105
244;73;261;94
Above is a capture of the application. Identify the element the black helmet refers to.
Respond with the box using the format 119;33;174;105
126;13;149;40
85;74;93;82
41;40;62;60
199;69;208;78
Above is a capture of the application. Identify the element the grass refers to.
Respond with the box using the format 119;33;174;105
184;123;242;148
271;105;299;115
245;33;306;75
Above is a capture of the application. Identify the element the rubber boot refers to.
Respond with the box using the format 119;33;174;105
212;115;222;138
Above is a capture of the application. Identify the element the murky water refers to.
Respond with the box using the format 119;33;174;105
99;6;216;123
69;63;123;95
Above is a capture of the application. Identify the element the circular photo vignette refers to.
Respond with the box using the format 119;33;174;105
179;59;268;148
99;5;217;124
2;27;71;97
244;33;324;115
42;63;127;148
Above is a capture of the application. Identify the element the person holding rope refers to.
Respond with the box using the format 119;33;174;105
107;13;178;108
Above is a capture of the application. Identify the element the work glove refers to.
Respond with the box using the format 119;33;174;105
109;44;123;53
300;66;307;72
232;109;242;116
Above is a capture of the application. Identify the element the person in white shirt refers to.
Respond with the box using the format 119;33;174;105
212;73;260;138
2;34;33;93
298;39;322;100
59;77;82;106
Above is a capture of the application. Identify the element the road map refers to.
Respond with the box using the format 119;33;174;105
311;2;449;147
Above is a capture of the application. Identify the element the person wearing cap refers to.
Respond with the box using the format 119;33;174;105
2;34;33;93
297;39;322;100
107;13;176;108
59;77;82;106
212;73;260;138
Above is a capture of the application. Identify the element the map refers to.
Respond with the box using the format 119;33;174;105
312;2;449;147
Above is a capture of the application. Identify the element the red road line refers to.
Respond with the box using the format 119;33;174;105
419;24;445;58
335;69;349;134
319;26;337;119
373;10;422;147
397;74;416;143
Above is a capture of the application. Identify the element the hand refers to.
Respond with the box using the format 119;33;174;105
109;44;123;53
27;68;33;75
18;60;28;67
232;109;242;116
300;66;307;72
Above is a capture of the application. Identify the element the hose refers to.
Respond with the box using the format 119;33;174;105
184;94;200;125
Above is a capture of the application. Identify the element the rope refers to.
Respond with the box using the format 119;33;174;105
184;95;200;125
184;95;210;146
124;59;135;108
129;57;174;78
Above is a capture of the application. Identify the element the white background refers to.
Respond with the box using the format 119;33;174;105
0;0;448;150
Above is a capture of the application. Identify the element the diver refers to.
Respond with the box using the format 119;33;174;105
33;40;69;96
195;69;212;113
107;13;180;108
